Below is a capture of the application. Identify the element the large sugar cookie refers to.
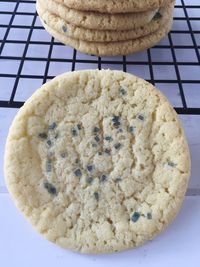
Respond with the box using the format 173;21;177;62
5;70;190;254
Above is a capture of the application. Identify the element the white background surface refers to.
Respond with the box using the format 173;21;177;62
0;0;200;266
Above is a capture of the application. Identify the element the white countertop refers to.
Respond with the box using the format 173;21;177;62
0;0;200;266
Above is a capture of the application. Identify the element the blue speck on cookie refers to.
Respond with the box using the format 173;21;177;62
74;168;82;177
131;212;140;222
62;25;67;32
44;181;57;196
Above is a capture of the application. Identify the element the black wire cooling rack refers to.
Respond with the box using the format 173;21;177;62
0;0;200;115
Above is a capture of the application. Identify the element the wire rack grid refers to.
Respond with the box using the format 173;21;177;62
0;0;200;115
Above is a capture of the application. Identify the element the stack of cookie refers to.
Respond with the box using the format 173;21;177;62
36;0;175;56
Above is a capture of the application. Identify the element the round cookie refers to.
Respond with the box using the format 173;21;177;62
40;16;173;56
5;70;190;254
38;0;159;31
54;0;174;13
37;2;173;42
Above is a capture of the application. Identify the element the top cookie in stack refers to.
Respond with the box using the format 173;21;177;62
36;0;175;56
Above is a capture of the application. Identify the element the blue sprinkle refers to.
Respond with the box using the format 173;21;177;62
93;127;100;133
44;181;57;195
105;148;111;155
87;165;94;172
167;161;176;167
94;135;100;142
46;159;52;172
131;212;140;223
112;116;121;128
47;140;52;147
94;192;99;201
77;124;82;130
49;122;57;130
74;169;82;177
119;87;126;96
92;143;98;148
147;213;152;220
38;133;47;139
105;136;113;142
62;25;67;32
128;126;135;133
153;12;162;20
112;116;120;123
71;128;78;137
138;114;144;121
87;177;93;184
60;152;67;158
114;143;121;150
100;174;107;183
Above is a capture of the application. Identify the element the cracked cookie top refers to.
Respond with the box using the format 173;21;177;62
4;70;190;253
53;0;174;13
